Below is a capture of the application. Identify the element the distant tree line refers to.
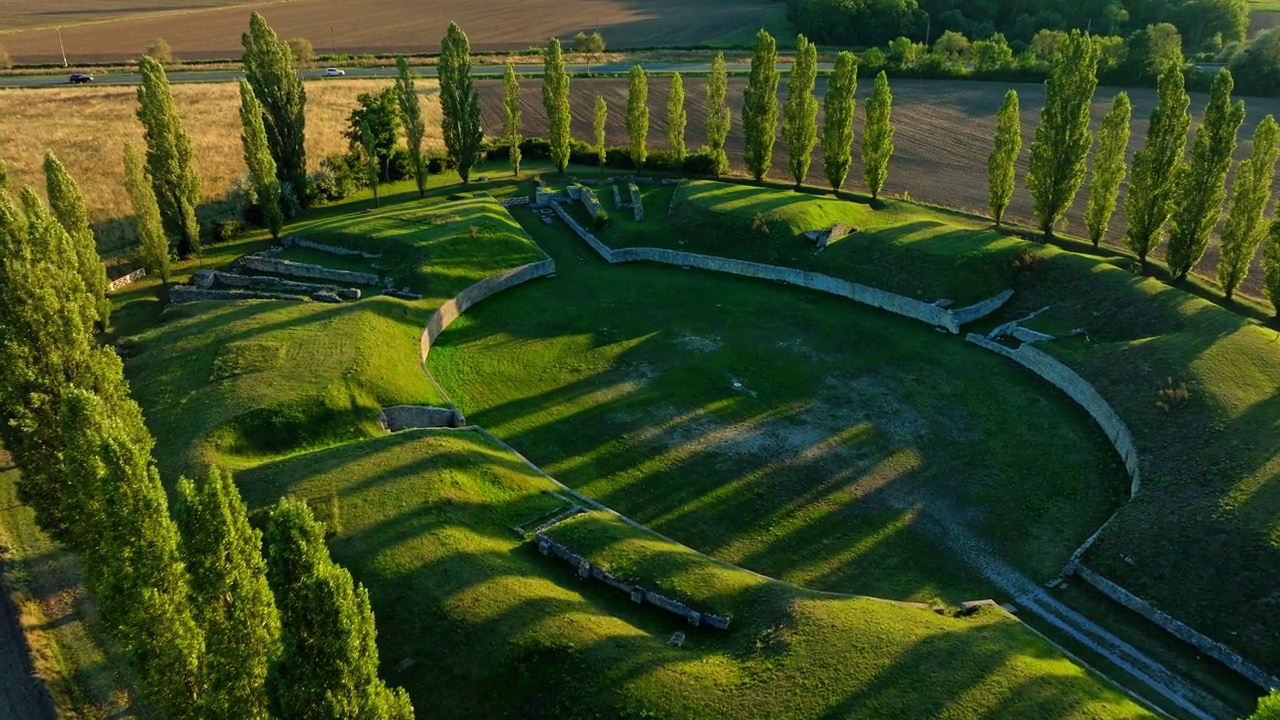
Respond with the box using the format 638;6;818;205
784;0;1247;51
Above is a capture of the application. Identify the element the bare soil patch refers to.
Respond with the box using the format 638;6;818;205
478;76;1280;296
0;0;779;63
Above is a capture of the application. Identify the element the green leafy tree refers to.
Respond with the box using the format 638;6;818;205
136;55;202;257
783;34;819;189
43;152;110;325
863;71;895;200
1166;69;1246;282
1085;93;1132;248
667;73;686;162
60;388;207;719
287;37;313;67
358;120;380;209
343;88;400;182
1026;30;1099;239
242;12;307;197
145;37;176;66
394;57;428;197
0;190;132;545
972;33;1014;72
1250;689;1280;719
1218;115;1280;299
988;90;1021;225
238;80;283;239
594;95;608;174
573;30;606;73
626;65;649;170
743;30;780;182
542;38;571;174
1128;23;1184;79
502;63;523;177
123;143;171;287
439;22;484;183
265;499;414;720
175;468;280;720
1124;64;1191;268
1265;221;1280;316
821;51;858;195
706;53;731;176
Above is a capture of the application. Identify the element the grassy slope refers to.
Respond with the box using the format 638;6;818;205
123;191;545;478
430;177;1127;605
595;178;1280;676
233;429;1150;720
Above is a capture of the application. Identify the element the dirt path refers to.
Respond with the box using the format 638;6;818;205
0;575;55;720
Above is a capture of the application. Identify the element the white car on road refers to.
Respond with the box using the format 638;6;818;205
324;67;346;77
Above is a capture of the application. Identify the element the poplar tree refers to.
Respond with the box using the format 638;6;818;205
987;90;1021;224
359;120;380;209
43;152;110;325
1167;69;1246;282
137;55;202;257
1026;30;1099;239
626;64;649;170
1085;92;1132;248
1125;64;1191;269
0;190;140;545
439;22;484;183
594;95;608;174
502;63;522;177
242;12;307;196
706;52;731;177
123;143;172;287
863;71;895;199
783;34;818;189
265;499;414;720
238;80;283;239
394;57;428;196
1265;220;1280;315
175;468;280;720
1218;115;1280;299
542;38;571;174
821;51;858;195
743;29;779;182
60;389;206;719
667;72;686;162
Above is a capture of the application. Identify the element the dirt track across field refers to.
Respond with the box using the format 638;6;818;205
479;76;1280;296
0;0;780;63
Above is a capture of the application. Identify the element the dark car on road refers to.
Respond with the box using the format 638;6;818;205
68;73;93;84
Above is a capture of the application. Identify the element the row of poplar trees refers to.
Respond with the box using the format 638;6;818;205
0;11;416;719
987;30;1280;306
452;28;897;199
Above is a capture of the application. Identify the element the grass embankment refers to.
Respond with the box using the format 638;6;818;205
430;175;1126;605
589;178;1280;679
122;188;544;479
234;429;1150;719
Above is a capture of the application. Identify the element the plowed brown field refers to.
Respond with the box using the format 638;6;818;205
0;0;779;63
478;76;1280;295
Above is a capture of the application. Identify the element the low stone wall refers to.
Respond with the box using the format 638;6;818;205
169;286;308;303
196;270;361;300
107;268;146;293
580;186;605;219
1075;565;1280;690
549;201;961;333
536;533;731;630
629;183;644;221
380;405;465;431
952;289;1015;325
666;179;687;217
281;235;381;259
964;334;1139;496
418;259;557;404
240;254;381;286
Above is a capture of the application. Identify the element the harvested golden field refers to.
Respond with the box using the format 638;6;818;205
477;76;1280;296
0;78;441;255
0;0;781;64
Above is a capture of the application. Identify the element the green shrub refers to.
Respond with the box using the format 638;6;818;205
593;209;610;230
212;218;244;244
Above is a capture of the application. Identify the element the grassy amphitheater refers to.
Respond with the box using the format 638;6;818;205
9;158;1280;719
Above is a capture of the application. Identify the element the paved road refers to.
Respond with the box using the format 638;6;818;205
0;61;828;89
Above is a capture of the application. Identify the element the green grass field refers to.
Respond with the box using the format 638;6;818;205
232;429;1149;719
582;177;1280;678
429;176;1127;604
